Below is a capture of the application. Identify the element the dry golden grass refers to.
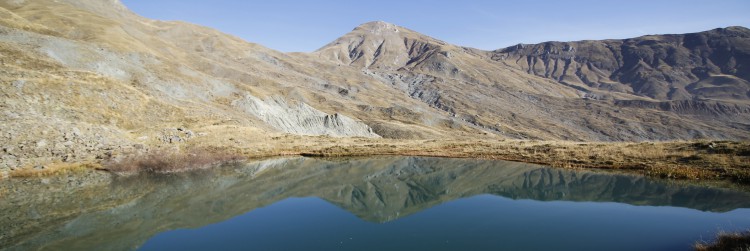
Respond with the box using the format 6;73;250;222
9;162;101;178
204;137;749;185
695;231;750;251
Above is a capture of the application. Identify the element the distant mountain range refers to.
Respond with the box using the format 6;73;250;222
0;0;748;171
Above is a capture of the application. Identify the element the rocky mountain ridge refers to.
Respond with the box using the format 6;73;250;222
492;26;750;101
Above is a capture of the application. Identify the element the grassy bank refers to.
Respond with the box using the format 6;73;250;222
695;231;750;251
9;137;750;185
9;162;102;178
291;139;750;185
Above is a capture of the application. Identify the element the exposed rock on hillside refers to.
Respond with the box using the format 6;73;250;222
232;95;378;137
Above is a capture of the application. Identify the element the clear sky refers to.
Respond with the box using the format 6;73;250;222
121;0;750;52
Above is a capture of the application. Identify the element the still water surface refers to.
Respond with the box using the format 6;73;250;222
2;157;750;251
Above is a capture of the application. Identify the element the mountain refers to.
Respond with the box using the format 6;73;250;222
0;0;748;173
312;22;750;141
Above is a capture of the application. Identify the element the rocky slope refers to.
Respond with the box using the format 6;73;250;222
0;0;748;175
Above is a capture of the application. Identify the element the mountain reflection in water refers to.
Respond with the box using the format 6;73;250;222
2;157;749;251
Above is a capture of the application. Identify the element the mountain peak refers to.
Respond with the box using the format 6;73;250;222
315;20;455;69
354;21;402;34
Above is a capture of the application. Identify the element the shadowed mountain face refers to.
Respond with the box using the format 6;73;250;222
2;157;749;250
493;26;750;101
1;0;750;173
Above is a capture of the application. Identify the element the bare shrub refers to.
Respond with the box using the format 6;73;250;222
105;149;243;174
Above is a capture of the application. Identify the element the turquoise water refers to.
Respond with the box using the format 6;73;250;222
2;157;750;251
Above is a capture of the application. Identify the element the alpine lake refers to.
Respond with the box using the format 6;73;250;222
2;157;750;251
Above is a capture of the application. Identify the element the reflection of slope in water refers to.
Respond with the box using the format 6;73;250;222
239;157;292;178
2;156;750;251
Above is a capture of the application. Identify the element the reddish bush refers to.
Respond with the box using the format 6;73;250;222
106;150;243;174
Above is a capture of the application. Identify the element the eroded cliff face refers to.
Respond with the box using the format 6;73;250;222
232;95;379;137
3;157;749;250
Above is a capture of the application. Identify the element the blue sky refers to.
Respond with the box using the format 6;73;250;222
121;0;750;52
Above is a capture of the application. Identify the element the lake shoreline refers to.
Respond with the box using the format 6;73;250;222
6;138;749;186
299;140;750;186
